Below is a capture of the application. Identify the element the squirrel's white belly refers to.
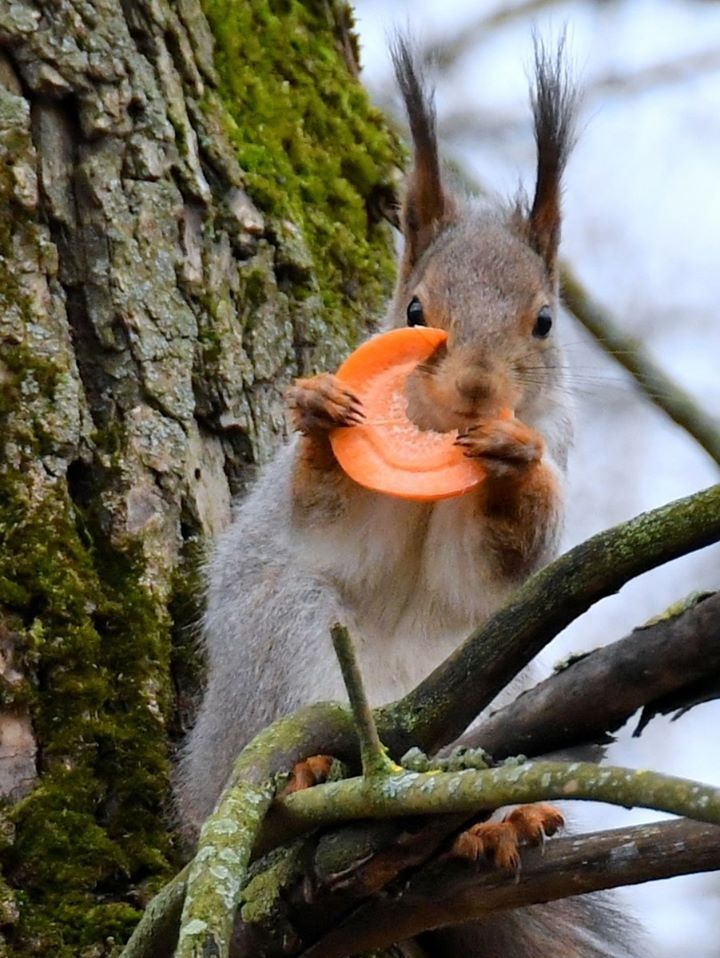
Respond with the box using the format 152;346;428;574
296;488;515;706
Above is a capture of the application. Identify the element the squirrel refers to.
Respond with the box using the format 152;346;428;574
176;38;642;958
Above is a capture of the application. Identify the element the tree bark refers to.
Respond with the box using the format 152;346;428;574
0;1;396;952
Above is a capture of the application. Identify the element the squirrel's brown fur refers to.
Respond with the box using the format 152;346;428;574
176;37;643;957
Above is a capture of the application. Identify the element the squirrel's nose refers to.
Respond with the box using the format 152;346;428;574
455;368;494;402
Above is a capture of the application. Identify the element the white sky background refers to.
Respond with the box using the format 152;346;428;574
352;1;720;954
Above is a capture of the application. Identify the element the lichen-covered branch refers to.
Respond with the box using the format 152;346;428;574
124;580;720;958
232;592;720;952
266;760;720;847
120;866;188;958
175;779;274;958
119;703;352;958
128;484;720;954
303;818;720;957
151;756;720;958
135;487;720;953
382;483;720;754
562;266;720;467
173;700;358;958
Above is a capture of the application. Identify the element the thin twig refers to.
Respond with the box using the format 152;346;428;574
331;623;400;777
424;0;564;71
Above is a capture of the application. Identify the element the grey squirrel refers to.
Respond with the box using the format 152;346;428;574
176;39;642;958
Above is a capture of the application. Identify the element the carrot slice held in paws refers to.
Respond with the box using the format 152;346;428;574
330;327;508;502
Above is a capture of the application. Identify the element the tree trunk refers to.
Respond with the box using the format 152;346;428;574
0;0;396;952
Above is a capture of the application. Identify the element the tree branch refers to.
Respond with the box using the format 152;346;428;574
175;776;275;958
232;590;720;954
467;590;720;759
121;704;355;958
561;267;720;468
121;866;188;958
303;818;720;957
267;760;720;846
380;483;720;755
125;486;720;955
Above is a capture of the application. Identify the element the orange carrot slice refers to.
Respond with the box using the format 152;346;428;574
330;327;488;502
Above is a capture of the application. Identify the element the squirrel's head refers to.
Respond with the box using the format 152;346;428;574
388;39;577;434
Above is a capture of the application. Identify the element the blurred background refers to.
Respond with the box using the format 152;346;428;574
352;1;720;954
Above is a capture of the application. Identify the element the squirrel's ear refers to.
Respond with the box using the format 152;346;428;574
391;38;457;279
527;37;577;276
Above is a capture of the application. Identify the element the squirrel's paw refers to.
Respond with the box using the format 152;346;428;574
280;754;334;796
450;803;564;874
455;418;544;479
286;374;364;436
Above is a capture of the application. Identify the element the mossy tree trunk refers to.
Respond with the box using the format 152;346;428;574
0;1;396;952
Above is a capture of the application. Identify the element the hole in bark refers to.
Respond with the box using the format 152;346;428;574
127;95;145;120
66;459;95;511
366;183;400;230
180;521;194;541
274;261;311;293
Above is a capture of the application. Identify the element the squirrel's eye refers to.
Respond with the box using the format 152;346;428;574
406;297;425;327
533;306;552;338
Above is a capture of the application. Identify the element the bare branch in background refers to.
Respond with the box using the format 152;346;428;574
425;0;566;71
592;47;720;96
561;267;720;468
435;48;720;141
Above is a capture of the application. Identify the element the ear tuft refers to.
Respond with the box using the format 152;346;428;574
391;36;456;278
529;34;578;274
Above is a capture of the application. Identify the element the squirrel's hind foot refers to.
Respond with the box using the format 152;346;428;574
451;803;564;873
280;754;334;796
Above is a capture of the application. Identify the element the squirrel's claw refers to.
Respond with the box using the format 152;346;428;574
455;417;544;478
450;803;564;874
286;374;365;436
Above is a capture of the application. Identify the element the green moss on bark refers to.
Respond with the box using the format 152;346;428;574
200;0;398;342
0;155;177;954
0;229;214;958
0;469;181;954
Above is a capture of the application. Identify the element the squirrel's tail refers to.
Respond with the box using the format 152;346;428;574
416;893;645;957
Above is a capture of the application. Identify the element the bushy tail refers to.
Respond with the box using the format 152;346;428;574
418;892;645;957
